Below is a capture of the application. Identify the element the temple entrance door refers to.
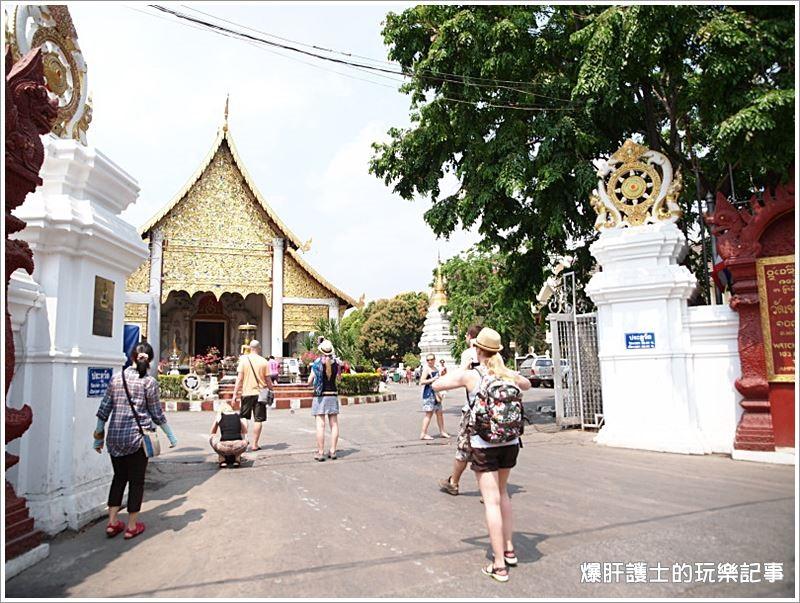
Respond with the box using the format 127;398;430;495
194;320;226;357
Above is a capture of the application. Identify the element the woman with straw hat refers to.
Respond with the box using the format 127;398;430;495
432;327;531;583
307;339;342;461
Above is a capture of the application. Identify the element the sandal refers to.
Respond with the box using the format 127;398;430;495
232;461;241;468
482;563;509;582
218;461;227;468
124;522;145;540
503;550;518;566
105;520;124;538
314;452;326;462
328;451;337;460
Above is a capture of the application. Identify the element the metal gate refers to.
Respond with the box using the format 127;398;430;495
546;272;604;429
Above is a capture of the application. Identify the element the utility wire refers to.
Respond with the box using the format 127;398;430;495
147;4;575;108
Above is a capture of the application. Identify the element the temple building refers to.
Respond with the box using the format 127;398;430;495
124;102;356;364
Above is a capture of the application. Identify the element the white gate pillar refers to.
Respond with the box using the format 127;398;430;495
585;140;711;455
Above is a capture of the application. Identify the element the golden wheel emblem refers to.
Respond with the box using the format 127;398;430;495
606;163;661;227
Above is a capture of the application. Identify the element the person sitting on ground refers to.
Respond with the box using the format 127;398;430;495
210;402;249;468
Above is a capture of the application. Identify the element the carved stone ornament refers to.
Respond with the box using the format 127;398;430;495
5;45;58;560
5;4;92;144
705;173;795;451
590;139;683;231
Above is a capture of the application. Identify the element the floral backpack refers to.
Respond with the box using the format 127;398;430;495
469;366;524;444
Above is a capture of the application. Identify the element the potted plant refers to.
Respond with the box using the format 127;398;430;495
205;346;222;376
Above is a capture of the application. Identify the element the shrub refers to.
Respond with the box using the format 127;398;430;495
158;374;185;399
338;373;381;396
402;352;420;369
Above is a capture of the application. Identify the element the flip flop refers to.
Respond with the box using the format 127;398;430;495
124;522;145;540
105;520;124;538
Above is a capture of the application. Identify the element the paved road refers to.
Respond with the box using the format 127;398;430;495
5;385;795;598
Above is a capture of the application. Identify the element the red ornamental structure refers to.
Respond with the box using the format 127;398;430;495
707;173;796;452
5;46;58;559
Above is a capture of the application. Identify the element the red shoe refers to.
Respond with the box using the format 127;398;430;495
105;520;125;538
124;522;146;539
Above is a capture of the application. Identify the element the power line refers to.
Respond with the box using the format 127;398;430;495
147;4;575;108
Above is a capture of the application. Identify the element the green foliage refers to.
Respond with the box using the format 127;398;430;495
313;317;366;366
371;5;795;303
298;332;318;355
440;249;543;359
357;292;429;364
402;352;420;369
338;373;381;396
157;374;185;400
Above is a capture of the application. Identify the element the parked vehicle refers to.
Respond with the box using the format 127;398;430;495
529;357;554;388
518;356;538;380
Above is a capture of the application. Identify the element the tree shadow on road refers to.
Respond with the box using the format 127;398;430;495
4;458;213;598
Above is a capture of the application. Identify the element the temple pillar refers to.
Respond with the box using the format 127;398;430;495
10;136;147;535
147;228;163;369
271;237;285;356
328;300;340;322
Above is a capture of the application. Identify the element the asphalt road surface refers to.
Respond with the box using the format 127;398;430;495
5;384;795;598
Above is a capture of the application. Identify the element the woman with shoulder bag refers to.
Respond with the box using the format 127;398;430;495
93;343;177;540
307;340;341;461
433;328;531;583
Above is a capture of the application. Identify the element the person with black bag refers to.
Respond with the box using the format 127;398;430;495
93;343;177;540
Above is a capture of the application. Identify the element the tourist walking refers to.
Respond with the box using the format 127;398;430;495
232;340;273;451
419;353;450;440
432;328;530;582
439;324;482;495
307;340;341;461
209;402;249;468
93;343;178;540
268;355;281;386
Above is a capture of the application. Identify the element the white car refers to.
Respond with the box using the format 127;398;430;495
529;358;554;388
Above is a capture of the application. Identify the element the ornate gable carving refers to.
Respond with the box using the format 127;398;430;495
125;257;150;293
158;141;276;301
284;253;331;299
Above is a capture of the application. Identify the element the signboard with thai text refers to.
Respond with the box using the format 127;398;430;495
756;255;795;382
87;367;113;397
625;332;655;350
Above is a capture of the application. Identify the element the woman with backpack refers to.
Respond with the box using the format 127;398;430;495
432;327;530;582
307;340;342;461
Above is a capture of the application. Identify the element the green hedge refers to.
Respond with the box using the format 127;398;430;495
158;374;185;399
338;373;380;396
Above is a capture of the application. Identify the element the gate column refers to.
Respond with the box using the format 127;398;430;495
585;140;711;454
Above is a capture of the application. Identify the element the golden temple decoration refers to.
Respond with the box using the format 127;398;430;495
283;304;328;338
6;5;92;145
430;264;448;307
158;143;275;302
357;293;366;309
284;254;331;299
125;257;151;294
124;303;149;338
591;139;683;231
300;238;312;253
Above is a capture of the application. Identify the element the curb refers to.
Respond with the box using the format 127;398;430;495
162;392;397;412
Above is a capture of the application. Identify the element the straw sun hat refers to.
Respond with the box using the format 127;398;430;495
318;340;334;356
473;328;503;353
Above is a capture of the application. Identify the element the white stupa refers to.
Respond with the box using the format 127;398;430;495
418;263;457;369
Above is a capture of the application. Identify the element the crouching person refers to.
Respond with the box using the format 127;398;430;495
210;402;248;468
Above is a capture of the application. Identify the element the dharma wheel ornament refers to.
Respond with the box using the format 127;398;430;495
590;139;683;231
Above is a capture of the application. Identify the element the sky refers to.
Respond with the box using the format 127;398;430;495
59;2;480;303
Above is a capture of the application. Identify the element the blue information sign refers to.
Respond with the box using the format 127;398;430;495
87;367;113;397
625;332;656;349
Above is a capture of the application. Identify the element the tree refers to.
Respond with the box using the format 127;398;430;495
371;5;795;303
357;292;428;364
440;249;544;359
